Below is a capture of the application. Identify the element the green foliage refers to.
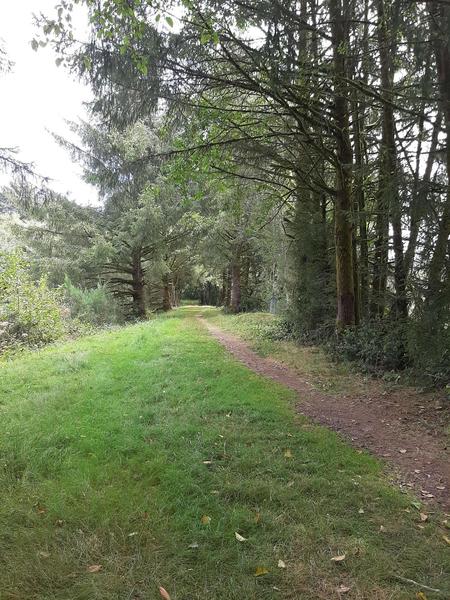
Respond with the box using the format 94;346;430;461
409;302;450;388
327;321;409;374
327;317;450;388
0;251;65;352
63;276;124;326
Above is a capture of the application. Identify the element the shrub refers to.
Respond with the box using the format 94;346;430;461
63;276;123;326
327;320;409;374
326;316;449;388
408;306;450;389
0;251;65;351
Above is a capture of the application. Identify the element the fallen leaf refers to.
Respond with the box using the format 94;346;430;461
254;566;269;577
358;508;364;514
235;532;247;542
38;551;50;558
331;554;346;562
159;587;171;600
419;513;428;522
200;515;211;525
399;449;407;454
284;449;293;458
277;559;286;569
436;485;445;490
337;585;351;594
416;593;428;600
188;542;199;549
86;564;102;573
443;535;450;545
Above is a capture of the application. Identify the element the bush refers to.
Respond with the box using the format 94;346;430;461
0;251;65;351
63;276;123;326
409;307;450;389
326;316;449;388
327;320;409;374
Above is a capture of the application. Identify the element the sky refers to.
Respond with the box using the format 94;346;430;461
0;0;99;205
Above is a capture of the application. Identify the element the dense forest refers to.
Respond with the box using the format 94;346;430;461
1;0;449;387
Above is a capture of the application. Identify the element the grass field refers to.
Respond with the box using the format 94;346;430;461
0;307;448;599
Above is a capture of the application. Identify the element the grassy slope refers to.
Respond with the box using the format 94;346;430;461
0;307;448;600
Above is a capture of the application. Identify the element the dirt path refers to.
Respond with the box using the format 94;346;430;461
200;317;450;511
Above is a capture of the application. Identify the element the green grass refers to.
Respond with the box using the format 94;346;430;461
0;307;448;599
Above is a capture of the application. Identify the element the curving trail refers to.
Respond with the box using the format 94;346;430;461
200;315;450;511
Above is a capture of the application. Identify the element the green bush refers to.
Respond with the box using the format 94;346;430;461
408;306;450;389
63;276;123;326
0;251;65;351
327;320;408;373
326;317;449;388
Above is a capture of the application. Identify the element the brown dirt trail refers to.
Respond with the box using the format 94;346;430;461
200;316;450;511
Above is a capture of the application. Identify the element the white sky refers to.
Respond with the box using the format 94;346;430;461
0;0;99;205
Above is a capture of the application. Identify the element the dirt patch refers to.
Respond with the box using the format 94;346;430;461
200;317;450;510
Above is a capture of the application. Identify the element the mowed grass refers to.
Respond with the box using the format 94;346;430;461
0;308;448;600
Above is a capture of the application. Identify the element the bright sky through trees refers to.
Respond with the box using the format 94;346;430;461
0;1;98;205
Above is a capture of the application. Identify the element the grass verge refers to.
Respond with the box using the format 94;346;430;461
0;306;448;599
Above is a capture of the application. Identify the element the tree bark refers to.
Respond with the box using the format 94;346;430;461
426;1;450;304
230;260;241;313
329;0;355;329
162;274;172;311
225;265;232;308
404;111;441;277
219;269;227;306
371;0;406;319
131;248;146;318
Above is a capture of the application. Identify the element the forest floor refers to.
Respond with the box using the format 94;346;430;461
0;307;449;600
201;309;450;511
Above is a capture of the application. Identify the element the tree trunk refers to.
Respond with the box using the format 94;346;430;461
404;111;441;277
329;0;355;329
426;2;450;304
131;249;146;318
169;282;177;307
225;265;232;308
230;261;241;313
351;0;369;320
219;269;227;306
162;275;172;311
371;0;405;319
